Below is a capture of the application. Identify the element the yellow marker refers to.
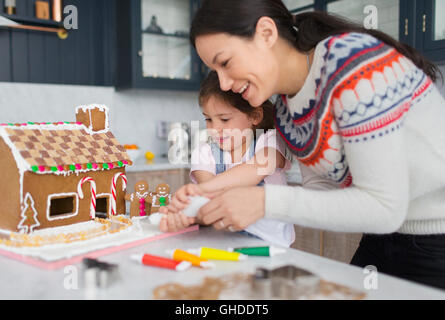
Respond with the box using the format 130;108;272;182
187;247;247;261
167;249;215;269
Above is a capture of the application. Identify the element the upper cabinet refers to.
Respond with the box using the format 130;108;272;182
285;0;445;64
0;0;115;86
116;0;203;91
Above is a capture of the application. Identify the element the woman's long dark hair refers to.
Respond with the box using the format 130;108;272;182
190;0;442;83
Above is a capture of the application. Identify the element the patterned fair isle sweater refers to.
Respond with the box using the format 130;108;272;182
266;32;445;235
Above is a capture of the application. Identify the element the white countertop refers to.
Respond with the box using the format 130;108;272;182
0;226;444;300
126;156;191;172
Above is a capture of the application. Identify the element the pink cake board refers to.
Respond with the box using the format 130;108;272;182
0;225;199;270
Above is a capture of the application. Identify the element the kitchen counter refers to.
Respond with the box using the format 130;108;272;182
126;156;191;173
0;226;444;300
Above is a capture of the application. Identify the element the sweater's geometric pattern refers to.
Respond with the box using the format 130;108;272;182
275;32;433;188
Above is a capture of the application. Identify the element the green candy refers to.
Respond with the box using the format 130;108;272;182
31;166;38;172
69;165;76;171
87;163;93;169
117;161;123;167
51;167;58;172
102;163;109;170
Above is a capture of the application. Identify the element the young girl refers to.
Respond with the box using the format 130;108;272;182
159;71;295;247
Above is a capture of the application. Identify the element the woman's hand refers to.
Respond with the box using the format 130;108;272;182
197;186;266;231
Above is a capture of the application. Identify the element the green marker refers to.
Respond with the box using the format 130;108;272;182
228;246;286;257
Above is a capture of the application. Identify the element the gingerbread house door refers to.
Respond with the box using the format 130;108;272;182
95;194;111;219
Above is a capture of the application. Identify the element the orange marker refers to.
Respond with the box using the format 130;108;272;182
167;249;215;269
131;253;191;271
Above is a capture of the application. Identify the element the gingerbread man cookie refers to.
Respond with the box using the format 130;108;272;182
150;183;171;214
124;180;153;218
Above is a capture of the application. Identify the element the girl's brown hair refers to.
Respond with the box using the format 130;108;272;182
199;71;275;135
191;0;442;83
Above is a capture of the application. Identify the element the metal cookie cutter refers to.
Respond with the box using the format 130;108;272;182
82;258;119;289
251;265;320;299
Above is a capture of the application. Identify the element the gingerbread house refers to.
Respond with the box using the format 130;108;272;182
0;105;132;233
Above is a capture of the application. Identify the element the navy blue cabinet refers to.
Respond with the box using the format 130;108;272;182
0;0;115;85
115;0;203;91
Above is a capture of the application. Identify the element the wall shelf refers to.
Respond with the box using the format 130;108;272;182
0;13;63;28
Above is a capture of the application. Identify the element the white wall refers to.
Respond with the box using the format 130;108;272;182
0;83;203;158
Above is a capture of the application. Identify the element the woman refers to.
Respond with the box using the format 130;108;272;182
189;0;445;289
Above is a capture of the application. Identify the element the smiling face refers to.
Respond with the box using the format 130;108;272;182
135;181;148;193
202;95;259;153
156;184;170;196
196;31;279;108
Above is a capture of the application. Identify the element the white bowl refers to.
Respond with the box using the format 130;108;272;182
126;149;141;161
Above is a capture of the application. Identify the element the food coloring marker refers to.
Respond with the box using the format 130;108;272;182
187;247;247;261
228;246;286;257
131;253;191;271
167;249;215;269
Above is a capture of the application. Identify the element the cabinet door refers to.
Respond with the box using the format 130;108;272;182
420;0;445;62
128;0;202;90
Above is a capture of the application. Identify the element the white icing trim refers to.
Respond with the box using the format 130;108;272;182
17;193;40;233
96;193;111;218
76;104;109;114
46;192;79;221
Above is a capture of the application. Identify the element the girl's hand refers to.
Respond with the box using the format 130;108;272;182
159;205;178;215
159;212;196;233
197;187;266;231
169;183;204;213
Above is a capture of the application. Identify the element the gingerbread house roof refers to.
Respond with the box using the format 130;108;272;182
0;122;132;175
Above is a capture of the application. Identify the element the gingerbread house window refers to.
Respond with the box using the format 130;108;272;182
47;193;79;221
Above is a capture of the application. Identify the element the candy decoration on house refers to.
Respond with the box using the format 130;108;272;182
111;172;127;216
77;177;97;219
0;104;132;233
151;183;171;214
17;193;40;234
124;180;154;218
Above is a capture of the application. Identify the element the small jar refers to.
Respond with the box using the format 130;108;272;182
5;0;17;15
